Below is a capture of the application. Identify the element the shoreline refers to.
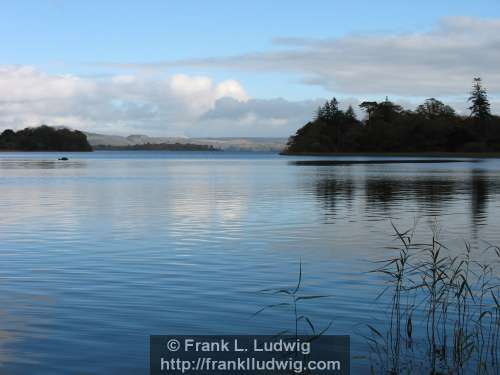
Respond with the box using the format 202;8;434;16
0;149;93;153
0;150;95;153
280;151;500;158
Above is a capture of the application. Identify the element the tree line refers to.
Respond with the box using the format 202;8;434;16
0;125;92;151
284;78;499;154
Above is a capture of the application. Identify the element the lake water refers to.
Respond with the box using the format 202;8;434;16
0;151;499;374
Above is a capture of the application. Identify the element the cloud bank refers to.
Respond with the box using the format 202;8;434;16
1;17;499;137
0;66;320;136
104;16;500;98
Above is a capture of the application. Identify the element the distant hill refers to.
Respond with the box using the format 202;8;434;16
95;143;220;151
0;125;92;151
85;132;286;152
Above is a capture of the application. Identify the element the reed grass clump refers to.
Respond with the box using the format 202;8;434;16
368;222;499;374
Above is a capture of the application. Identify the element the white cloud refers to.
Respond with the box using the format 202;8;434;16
167;74;248;117
1;65;495;138
0;65;323;137
0;65;96;102
215;80;249;101
0;66;254;136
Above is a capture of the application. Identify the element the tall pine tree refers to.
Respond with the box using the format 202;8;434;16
468;77;491;121
345;105;356;121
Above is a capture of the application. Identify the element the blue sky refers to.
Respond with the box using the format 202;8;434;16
0;1;499;136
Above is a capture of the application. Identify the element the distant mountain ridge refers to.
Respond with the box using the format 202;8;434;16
85;132;286;152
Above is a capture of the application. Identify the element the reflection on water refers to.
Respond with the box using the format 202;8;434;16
312;168;498;236
315;177;355;215
0;159;86;169
470;170;489;234
291;158;477;166
0;153;499;374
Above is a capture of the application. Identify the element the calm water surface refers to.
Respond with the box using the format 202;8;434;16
0;151;499;374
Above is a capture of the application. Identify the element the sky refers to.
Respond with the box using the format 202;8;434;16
0;0;499;137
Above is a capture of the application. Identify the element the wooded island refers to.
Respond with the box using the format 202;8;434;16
0;125;92;151
284;78;500;154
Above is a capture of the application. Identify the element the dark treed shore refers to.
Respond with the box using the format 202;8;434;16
284;78;500;155
0;126;222;152
0;125;92;151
